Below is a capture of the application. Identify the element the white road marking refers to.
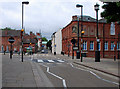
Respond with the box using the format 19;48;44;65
70;63;119;85
40;64;67;89
38;60;44;63
57;60;64;63
47;60;54;63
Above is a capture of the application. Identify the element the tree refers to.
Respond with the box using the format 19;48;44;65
47;40;51;47
1;27;15;30
47;40;52;50
42;37;48;41
101;2;120;23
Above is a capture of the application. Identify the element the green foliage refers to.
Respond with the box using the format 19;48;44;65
1;27;15;30
47;40;52;50
42;37;48;41
101;2;120;23
47;40;51;47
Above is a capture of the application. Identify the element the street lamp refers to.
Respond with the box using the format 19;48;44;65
21;1;29;62
94;3;100;62
76;4;83;62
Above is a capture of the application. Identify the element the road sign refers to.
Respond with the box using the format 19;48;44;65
8;37;15;44
73;46;78;50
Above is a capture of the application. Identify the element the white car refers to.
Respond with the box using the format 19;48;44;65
41;50;45;53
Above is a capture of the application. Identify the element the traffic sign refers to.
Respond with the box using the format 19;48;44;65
73;46;78;50
8;37;15;44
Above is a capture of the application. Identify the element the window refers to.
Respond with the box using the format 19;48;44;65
6;46;9;52
83;41;87;50
1;45;4;52
104;41;108;51
90;41;94;50
111;42;114;51
98;42;100;51
117;42;120;50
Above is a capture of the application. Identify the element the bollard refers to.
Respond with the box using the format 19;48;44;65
4;51;5;55
114;55;116;61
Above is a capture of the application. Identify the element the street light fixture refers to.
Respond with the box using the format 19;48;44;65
76;4;83;62
21;1;29;62
94;3;100;62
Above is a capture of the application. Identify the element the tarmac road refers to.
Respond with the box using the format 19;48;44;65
33;53;119;88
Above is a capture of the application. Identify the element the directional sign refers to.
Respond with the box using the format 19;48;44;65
73;46;78;50
8;37;15;44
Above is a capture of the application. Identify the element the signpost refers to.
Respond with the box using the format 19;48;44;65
8;37;15;59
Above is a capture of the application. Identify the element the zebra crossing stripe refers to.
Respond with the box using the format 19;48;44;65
38;60;44;63
57;60;64;62
47;60;54;63
37;59;65;63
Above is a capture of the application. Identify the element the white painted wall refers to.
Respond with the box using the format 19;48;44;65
55;29;62;54
52;29;62;54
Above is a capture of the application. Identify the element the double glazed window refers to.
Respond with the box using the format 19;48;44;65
111;42;114;51
90;41;94;50
117;42;120;50
83;41;87;50
104;41;108;51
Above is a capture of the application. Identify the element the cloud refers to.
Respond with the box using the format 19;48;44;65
0;0;104;40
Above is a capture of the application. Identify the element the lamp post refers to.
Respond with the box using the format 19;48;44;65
94;3;100;62
76;4;83;61
21;1;29;62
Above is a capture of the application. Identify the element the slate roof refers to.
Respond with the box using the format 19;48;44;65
23;38;37;44
0;30;21;37
72;15;107;23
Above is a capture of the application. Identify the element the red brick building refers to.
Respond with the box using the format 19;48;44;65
0;30;21;52
62;15;120;59
23;31;38;53
0;29;38;53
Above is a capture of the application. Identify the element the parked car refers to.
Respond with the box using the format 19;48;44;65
41;49;45;53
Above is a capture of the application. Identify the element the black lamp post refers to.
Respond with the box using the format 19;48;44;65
94;3;100;62
21;1;29;62
76;4;83;61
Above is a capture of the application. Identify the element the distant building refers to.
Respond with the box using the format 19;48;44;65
62;15;120;59
0;29;21;52
0;29;38;53
51;32;56;54
23;31;38;53
51;29;62;54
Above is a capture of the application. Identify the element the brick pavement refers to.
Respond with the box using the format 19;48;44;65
2;53;53;87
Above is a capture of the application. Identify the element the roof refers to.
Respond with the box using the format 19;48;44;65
0;30;21;37
23;38;37;44
72;15;107;23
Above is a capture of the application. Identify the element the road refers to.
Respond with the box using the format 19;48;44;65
30;53;119;88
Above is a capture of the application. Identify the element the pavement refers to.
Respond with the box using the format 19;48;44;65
2;53;54;88
1;52;120;88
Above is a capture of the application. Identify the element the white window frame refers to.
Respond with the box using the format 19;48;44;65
104;41;108;51
117;42;120;50
90;41;94;51
6;46;9;52
111;42;114;51
83;41;87;51
1;45;4;52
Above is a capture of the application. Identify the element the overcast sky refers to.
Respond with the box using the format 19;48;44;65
0;0;104;40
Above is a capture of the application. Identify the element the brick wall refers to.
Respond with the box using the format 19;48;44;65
62;16;120;59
